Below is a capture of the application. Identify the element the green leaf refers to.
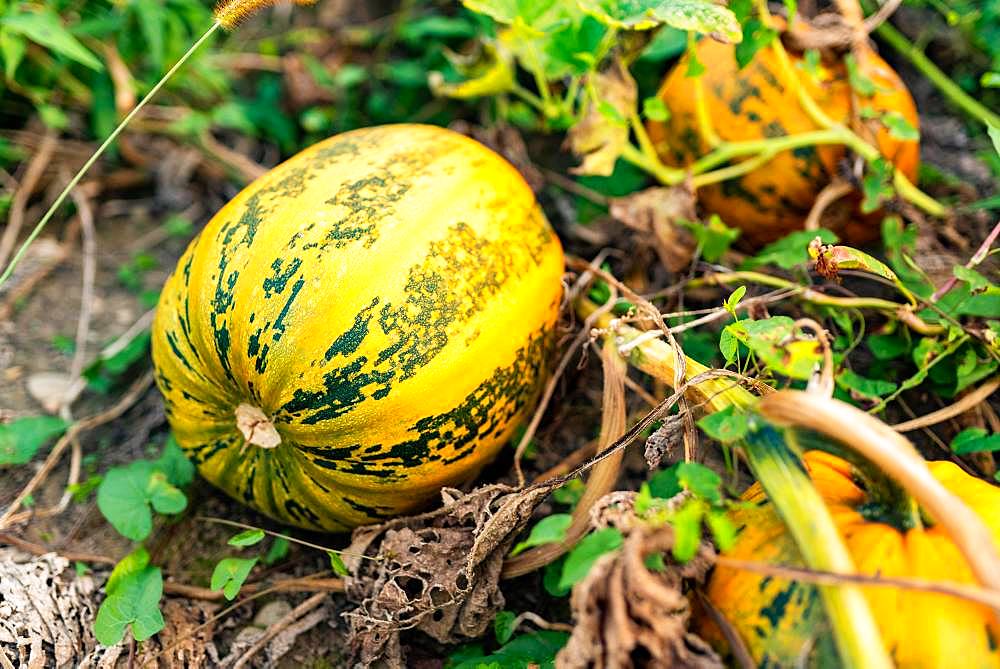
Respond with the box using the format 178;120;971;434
577;0;741;41
734;18;777;69
723;285;746;318
152;436;194;487
648;465;682;499
676;461;723;503
448;630;570;669
83;331;151;393
97;462;187;541
697;405;749;443
264;537;290;565
670;499;704;562
494;610;517;644
228;529;266;548
953;266;992;293
510;514;572;556
725;316;823;380
836;369;898;399
706;509;737;551
882;111;919;141
0;415;69;466
742;229;838;270
430;43;515;99
719;327;739;364
983;72;1000;89
558;528;623;590
809;243;900;284
211;557;258;600
0;28;27;80
681;214;740;262
988;125;1000;158
642;95;670;122
95;549;164;645
867;332;909;361
328;551;349;576
861;157;894;214
3;10;102;71
552;479;586;507
844;53;876;96
951;428;1000;454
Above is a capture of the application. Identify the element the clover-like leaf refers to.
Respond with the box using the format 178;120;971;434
228;529;266;547
94;549;164;646
211;557;258;600
97;461;187;541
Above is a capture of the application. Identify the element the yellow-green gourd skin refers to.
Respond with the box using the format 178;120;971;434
151;124;564;531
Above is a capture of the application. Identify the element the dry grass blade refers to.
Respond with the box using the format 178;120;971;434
503;338;627;577
892;376;1000;432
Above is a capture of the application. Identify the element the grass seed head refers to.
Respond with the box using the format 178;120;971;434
214;0;317;30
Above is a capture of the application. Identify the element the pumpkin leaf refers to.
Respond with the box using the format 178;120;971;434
94;548;164;645
951;427;1000;454
429;42;515;99
97;461;187;541
577;0;741;42
558;528;623;590
494;610;517;644
510;513;572;556
0;415;69;466
734;18;776;69
228;529;266;547
680;214;740;262
567;60;636;176
211;557;258;600
867;331;910;361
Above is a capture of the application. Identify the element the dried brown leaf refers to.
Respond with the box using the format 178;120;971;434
135;599;218;669
557;523;721;669
610;186;697;272
567;60;637;177
343;482;557;667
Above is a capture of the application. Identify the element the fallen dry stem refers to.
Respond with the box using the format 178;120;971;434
892;376;1000;433
230;591;329;669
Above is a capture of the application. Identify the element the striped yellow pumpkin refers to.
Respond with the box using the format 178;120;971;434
151;124;564;531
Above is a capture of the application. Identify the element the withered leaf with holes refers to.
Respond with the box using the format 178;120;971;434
342;482;557;667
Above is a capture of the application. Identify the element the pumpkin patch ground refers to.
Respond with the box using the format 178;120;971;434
0;0;997;667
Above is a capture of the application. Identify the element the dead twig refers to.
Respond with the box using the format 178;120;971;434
0;531;116;565
892;376;1000;433
0;371;154;529
0;132;57;270
931;220;1000;302
229;592;329;669
715;555;1000;610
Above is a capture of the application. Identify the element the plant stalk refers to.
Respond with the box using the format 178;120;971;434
0;21;222;289
579;297;891;668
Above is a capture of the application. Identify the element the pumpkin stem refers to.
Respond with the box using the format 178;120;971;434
235;403;282;449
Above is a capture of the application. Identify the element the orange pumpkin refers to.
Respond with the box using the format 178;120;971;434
647;36;920;247
696;450;1000;668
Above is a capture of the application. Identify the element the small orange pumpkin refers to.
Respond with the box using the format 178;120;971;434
696;450;1000;668
647;35;920;247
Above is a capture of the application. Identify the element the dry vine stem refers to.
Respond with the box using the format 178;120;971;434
759;390;1000;609
504;338;627;577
